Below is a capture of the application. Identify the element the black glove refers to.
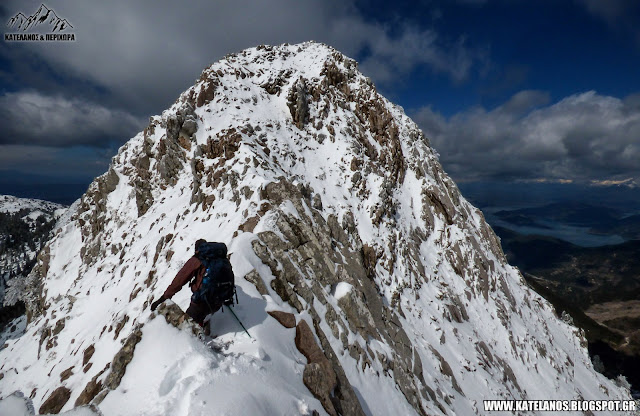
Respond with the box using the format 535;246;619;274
150;296;166;311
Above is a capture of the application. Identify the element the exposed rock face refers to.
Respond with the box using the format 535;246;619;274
129;123;158;217
156;103;196;187
303;362;337;416
244;269;269;296
251;179;437;414
267;310;296;328
75;367;108;407
104;328;142;390
21;249;49;323
287;77;310;129
295;320;339;415
156;300;203;337
39;386;71;414
83;344;95;366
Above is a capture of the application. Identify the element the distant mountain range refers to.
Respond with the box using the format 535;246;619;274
0;195;66;335
7;3;73;32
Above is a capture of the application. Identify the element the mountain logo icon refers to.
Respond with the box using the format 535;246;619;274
7;3;73;33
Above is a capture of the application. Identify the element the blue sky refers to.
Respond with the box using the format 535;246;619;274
1;0;639;193
372;0;640;115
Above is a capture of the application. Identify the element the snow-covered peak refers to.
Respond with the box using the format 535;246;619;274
0;42;636;415
0;195;67;308
0;195;65;216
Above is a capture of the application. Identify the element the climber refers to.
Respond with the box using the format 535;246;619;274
149;239;235;328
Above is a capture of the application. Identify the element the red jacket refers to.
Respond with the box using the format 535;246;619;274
162;256;206;300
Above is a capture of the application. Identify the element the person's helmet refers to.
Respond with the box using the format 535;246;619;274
195;239;206;253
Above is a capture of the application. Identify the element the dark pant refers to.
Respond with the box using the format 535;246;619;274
186;300;222;326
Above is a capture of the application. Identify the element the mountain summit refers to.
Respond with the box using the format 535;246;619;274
0;42;633;415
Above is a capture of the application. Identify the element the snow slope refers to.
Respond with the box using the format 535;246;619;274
0;195;65;216
0;42;636;415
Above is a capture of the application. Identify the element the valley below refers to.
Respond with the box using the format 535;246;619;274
492;221;640;397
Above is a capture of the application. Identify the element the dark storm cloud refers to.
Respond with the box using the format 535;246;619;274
0;144;116;179
1;0;486;116
0;0;488;181
0;91;145;147
414;90;640;183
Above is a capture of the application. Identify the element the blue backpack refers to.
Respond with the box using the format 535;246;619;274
191;241;236;307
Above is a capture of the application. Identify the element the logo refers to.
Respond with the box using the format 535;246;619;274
5;4;76;42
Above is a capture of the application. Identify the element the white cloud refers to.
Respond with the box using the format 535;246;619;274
1;0;486;114
325;18;481;84
0;91;145;147
414;90;640;183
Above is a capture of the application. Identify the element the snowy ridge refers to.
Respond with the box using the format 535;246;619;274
0;42;636;415
0;195;65;216
0;195;66;307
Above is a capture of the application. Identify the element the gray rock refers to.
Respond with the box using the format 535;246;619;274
312;194;323;210
243;269;269;296
303;363;337;416
156;301;203;338
104;327;143;390
250;174;442;415
295;320;338;415
287;77;310;129
181;118;198;137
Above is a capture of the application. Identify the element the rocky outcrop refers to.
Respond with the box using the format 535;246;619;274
76;167;121;266
267;310;296;328
287;77;310;129
75;380;102;407
156;114;189;186
83;344;95;366
13;241;52;323
295;320;338;415
244;269;269;296
304;363;337;416
250;177;439;415
103;327;143;390
156;300;203;337
132;155;154;217
59;366;74;382
193;74;219;107
39;386;71;414
75;364;110;407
